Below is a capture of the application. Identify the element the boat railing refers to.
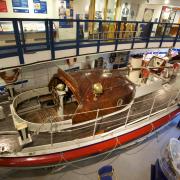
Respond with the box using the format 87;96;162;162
11;85;180;136
34;95;159;133
32;89;180;145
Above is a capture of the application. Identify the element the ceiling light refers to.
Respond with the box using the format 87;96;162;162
164;0;169;4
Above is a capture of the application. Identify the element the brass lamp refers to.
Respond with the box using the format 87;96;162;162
93;83;103;100
56;83;65;91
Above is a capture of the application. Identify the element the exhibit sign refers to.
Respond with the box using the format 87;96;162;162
59;0;73;28
143;8;154;22
33;0;47;14
0;22;14;32
121;2;131;21
0;0;8;12
159;6;180;23
12;0;29;13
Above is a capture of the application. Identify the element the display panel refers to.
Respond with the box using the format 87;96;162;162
0;0;8;12
59;0;73;28
159;6;178;23
143;8;154;22
33;0;47;14
12;0;29;13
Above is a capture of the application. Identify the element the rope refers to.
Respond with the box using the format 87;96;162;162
50;137;120;176
49;117;168;178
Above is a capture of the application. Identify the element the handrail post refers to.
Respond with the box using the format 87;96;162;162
45;20;50;50
177;89;180;103
148;94;156;120
159;23;168;48
115;21;121;51
19;20;26;52
93;109;99;137
173;24;180;47
49;20;55;60
50;116;53;146
12;19;24;64
131;22;138;49
145;22;153;48
125;104;132;127
167;93;175;110
97;21;102;53
76;20;80;56
167;89;180;110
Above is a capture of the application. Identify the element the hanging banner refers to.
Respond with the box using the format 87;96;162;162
33;0;47;14
12;0;29;13
59;0;73;28
0;0;8;12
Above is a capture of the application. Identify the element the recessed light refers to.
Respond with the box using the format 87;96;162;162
164;0;169;4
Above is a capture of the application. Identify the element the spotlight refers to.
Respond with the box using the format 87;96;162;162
164;0;169;4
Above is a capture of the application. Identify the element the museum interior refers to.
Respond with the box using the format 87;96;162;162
0;0;180;180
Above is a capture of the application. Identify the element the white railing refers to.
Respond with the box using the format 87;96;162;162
34;89;180;146
11;83;180;141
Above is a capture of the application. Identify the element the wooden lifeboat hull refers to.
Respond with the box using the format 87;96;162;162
0;108;179;168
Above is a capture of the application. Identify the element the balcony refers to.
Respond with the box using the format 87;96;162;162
0;18;180;69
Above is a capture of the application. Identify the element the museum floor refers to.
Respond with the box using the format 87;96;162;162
0;116;179;180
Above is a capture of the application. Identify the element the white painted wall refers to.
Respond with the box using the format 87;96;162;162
0;0;90;19
14;53;110;91
52;0;90;19
148;0;180;6
136;0;180;22
174;11;180;23
1;0;180;22
52;0;90;40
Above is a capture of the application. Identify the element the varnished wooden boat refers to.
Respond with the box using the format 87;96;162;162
48;68;135;123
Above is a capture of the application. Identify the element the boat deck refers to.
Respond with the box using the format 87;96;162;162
0;94;15;131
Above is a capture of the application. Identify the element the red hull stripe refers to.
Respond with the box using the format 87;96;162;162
0;109;179;167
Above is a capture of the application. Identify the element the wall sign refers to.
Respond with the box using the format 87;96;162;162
12;0;29;13
59;0;74;28
0;0;8;12
159;6;179;23
121;2;131;21
33;0;47;14
143;8;154;22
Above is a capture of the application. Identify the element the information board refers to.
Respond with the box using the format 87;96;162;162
0;0;8;12
59;0;74;28
34;0;47;14
12;0;29;13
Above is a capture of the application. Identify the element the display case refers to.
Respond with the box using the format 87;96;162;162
22;21;46;44
0;21;46;47
0;21;16;46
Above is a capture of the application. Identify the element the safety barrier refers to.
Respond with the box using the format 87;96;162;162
0;18;180;68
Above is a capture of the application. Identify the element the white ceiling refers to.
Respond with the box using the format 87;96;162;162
145;0;180;6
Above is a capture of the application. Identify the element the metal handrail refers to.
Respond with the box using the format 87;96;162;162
33;88;180;135
39;90;179;146
0;18;180;68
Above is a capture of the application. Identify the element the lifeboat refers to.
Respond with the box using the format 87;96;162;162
0;57;179;169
